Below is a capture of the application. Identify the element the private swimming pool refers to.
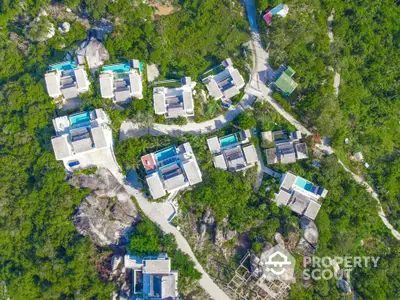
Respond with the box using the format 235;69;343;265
155;146;177;162
220;134;238;147
103;63;131;73
295;177;315;192
49;61;77;71
70;112;91;125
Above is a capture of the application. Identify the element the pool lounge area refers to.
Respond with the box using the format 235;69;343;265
69;111;91;126
103;63;131;73
49;61;77;72
220;134;238;147
155;146;177;162
295;177;316;192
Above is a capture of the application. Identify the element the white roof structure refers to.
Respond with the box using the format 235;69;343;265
142;143;202;200
274;172;327;220
203;59;245;100
124;255;179;300
153;77;196;118
99;60;143;103
50;109;114;171
44;63;90;102
207;131;257;172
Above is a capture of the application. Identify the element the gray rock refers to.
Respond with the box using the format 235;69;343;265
300;217;318;246
336;279;352;294
296;237;315;258
198;223;206;238
111;255;123;274
76;37;110;73
223;228;237;241
202;209;215;225
72;168;141;246
274;232;286;248
214;226;224;246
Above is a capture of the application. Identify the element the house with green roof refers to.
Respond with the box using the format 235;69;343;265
271;66;298;96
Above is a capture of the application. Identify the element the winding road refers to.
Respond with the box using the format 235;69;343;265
111;1;400;299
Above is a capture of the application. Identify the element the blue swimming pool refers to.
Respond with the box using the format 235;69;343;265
70;112;91;125
103;63;131;73
49;61;77;71
295;177;315;192
155;146;177;162
220;134;238;147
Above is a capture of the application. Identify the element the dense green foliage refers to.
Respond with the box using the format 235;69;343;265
0;77;114;298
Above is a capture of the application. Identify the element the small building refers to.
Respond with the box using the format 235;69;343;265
270;65;298;96
45;61;90;109
141;143;202;200
263;4;289;25
265;130;307;164
99;60;143;103
206;130;258;172
124;254;179;300
153;77;195;118
202;58;245;101
274;172;328;220
51;109;114;171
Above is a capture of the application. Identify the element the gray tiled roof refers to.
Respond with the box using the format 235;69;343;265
61;84;79;100
45;72;61;97
275;189;292;206
71;137;93;153
167;106;185;118
163;173;186;191
288;190;309;215
114;87;131;103
295;142;308;160
143;259;171;274
243;144;258;164
91;126;107;148
304;201;321;220
153;93;167;114
213;154;227;170
99;73;114;98
207;136;220;154
229;67;245;89
129;71;142;94
182;91;194;110
206;80;223;100
146;173;166;199
222;85;240;99
266;148;278;165
74;68;89;90
182;160;202;185
281;172;297;190
51;136;71;159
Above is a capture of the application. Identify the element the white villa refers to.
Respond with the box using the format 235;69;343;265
141;143;202;199
207;130;258;172
274;172;328;220
202;58;245;101
45;61;90;109
99;60;143;103
51;109;114;171
153;77;196;118
124;254;179;300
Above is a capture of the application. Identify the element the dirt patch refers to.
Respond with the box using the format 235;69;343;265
148;0;178;19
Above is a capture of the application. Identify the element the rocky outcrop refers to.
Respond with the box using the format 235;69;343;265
274;232;286;248
76;37;110;73
71;168;141;246
300;217;318;246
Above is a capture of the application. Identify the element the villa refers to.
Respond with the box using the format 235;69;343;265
202;58;245;101
141;143;202;199
44;61;90;109
264;130;308;164
274;172;328;220
99;60;143;104
153;77;195;118
263;4;289;25
124;254;179;300
51;109;114;171
270;65;298;96
207;130;258;172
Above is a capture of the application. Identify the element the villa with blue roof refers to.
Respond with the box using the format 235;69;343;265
51;109;114;171
99;59;143;104
141;143;202;200
44;61;90;109
124;253;179;299
274;172;328;220
206;130;258;172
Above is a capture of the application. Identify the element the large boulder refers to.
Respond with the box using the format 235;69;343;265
72;168;141;246
274;232;286;248
300;217;318;246
296;237;316;258
76;37;110;73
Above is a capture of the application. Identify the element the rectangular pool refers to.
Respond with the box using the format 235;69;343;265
220;134;238;147
49;61;77;71
103;63;131;73
70;112;91;125
295;177;315;192
155;146;177;162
